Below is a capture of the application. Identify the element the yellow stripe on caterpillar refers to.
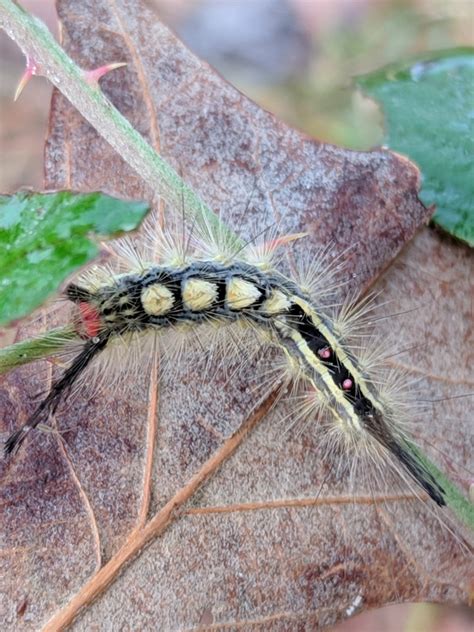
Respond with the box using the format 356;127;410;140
276;318;362;432
291;295;385;415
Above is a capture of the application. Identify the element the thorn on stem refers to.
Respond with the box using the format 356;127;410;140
83;62;127;86
14;56;38;101
264;232;308;252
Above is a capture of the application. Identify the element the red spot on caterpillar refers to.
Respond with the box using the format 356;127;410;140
77;302;101;338
318;347;331;359
342;378;353;390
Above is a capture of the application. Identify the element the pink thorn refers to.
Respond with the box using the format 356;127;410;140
264;232;308;252
342;378;353;390
14;56;38;101
318;347;331;359
83;62;127;86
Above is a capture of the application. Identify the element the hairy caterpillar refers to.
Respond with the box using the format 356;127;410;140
3;211;447;508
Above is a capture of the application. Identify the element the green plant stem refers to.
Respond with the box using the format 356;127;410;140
0;327;77;374
0;0;236;244
406;440;474;531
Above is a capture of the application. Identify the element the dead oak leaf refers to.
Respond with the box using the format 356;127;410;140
0;0;472;630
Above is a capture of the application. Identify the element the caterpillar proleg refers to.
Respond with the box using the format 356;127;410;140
3;211;448;509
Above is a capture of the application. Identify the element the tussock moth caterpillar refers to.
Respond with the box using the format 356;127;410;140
3;208;450;511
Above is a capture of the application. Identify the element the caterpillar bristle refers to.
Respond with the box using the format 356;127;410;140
4;426;30;455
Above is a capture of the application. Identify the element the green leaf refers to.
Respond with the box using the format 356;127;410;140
0;191;149;325
357;48;474;246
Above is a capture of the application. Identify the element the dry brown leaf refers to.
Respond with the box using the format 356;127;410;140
0;1;472;630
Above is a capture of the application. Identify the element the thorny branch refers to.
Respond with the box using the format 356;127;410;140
0;0;226;233
0;0;241;372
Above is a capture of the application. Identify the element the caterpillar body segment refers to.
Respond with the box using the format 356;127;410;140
4;244;446;506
